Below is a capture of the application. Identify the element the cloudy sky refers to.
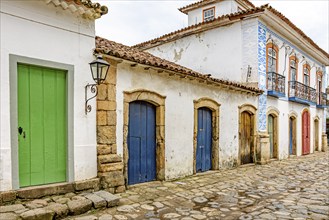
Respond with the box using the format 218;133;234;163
96;0;329;53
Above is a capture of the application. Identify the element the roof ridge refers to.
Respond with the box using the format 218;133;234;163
95;36;263;94
133;4;268;49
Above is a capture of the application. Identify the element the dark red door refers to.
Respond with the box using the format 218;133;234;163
302;111;310;155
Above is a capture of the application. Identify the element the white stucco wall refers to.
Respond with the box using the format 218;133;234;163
0;1;98;191
267;97;324;160
147;22;243;82
115;63;259;180
187;1;239;26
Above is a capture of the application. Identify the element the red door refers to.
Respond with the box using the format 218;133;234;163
302;111;310;155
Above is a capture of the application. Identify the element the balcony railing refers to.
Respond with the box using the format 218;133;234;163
316;92;328;108
288;81;316;105
267;72;285;97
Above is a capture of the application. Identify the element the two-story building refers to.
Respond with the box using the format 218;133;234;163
135;0;329;163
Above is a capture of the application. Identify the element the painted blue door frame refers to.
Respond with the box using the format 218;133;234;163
128;101;156;185
196;107;212;172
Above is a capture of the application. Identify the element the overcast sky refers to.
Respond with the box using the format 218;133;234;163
96;0;329;53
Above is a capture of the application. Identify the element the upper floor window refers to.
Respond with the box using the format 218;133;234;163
303;64;310;86
289;56;298;81
203;7;215;22
316;71;323;104
266;43;279;73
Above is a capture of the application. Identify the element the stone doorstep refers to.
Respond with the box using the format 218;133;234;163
0;178;101;204
0;190;120;220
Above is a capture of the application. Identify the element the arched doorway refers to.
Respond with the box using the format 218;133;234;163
268;114;278;159
314;118;319;151
289;116;297;156
196;107;212;172
128;101;156;185
302;110;310;155
240;111;255;164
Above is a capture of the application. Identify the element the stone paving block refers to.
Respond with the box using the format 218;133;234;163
74;178;100;191
94;190;120;207
0;212;18;220
0;204;25;213
17;183;74;199
67;199;92;216
74;215;98;220
84;193;107;209
20;208;55;220
0;191;17;203
45;203;69;219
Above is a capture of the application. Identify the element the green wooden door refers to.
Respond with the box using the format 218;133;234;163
268;115;274;158
18;64;67;187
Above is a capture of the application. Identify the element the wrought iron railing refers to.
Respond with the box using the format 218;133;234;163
267;72;285;95
288;81;316;103
317;92;328;106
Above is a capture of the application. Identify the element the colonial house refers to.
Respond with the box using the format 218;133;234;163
0;0;108;192
95;37;262;185
135;0;329;162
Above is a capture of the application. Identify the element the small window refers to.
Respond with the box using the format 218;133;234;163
289;56;298;81
303;64;310;86
203;7;215;22
267;48;277;72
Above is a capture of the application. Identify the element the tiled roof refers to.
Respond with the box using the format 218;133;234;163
134;4;329;60
178;0;255;14
45;0;108;19
95;36;263;94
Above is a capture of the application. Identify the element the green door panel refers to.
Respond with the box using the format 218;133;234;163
18;64;67;187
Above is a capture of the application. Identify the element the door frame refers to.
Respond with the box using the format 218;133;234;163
267;108;279;159
193;98;220;174
238;104;257;165
9;55;74;189
313;116;320;151
301;108;310;155
288;111;297;156
123;89;166;186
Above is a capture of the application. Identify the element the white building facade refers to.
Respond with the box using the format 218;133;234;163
136;0;329;163
0;0;107;191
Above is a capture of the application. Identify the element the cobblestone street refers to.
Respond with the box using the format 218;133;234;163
66;152;329;220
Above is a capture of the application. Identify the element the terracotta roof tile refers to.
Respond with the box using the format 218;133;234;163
179;0;255;14
95;36;263;94
134;4;329;60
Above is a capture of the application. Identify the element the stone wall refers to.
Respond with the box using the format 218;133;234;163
97;58;125;193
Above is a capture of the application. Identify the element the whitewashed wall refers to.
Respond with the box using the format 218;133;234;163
147;22;243;82
0;1;97;191
116;64;259;180
187;1;239;26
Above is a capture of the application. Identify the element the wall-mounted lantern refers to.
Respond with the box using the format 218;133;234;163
85;55;110;114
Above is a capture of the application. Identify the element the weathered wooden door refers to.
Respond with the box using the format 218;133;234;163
18;64;67;187
314;120;319;151
128;101;156;185
240;112;253;164
302;111;310;155
196;108;212;172
268;115;274;158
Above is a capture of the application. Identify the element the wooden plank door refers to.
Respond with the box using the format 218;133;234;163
302;111;310;155
314;120;319;151
268;115;274;158
128;101;156;185
18;64;67;187
196;108;212;172
240;112;253;164
289;118;293;155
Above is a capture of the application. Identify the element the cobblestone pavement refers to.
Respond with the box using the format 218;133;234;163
66;152;329;220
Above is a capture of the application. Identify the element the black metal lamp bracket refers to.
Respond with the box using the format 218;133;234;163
85;83;98;114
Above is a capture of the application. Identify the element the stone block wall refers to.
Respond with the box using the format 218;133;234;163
96;58;125;193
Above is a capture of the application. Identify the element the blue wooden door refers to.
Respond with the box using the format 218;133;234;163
196;108;212;172
128;101;156;185
289;118;293;155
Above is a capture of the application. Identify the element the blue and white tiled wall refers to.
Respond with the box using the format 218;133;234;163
257;22;267;131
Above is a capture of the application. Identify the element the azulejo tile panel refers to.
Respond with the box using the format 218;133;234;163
258;22;267;131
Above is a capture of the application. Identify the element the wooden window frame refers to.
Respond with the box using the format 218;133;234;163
303;63;311;86
266;43;279;73
203;6;215;22
289;56;298;82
